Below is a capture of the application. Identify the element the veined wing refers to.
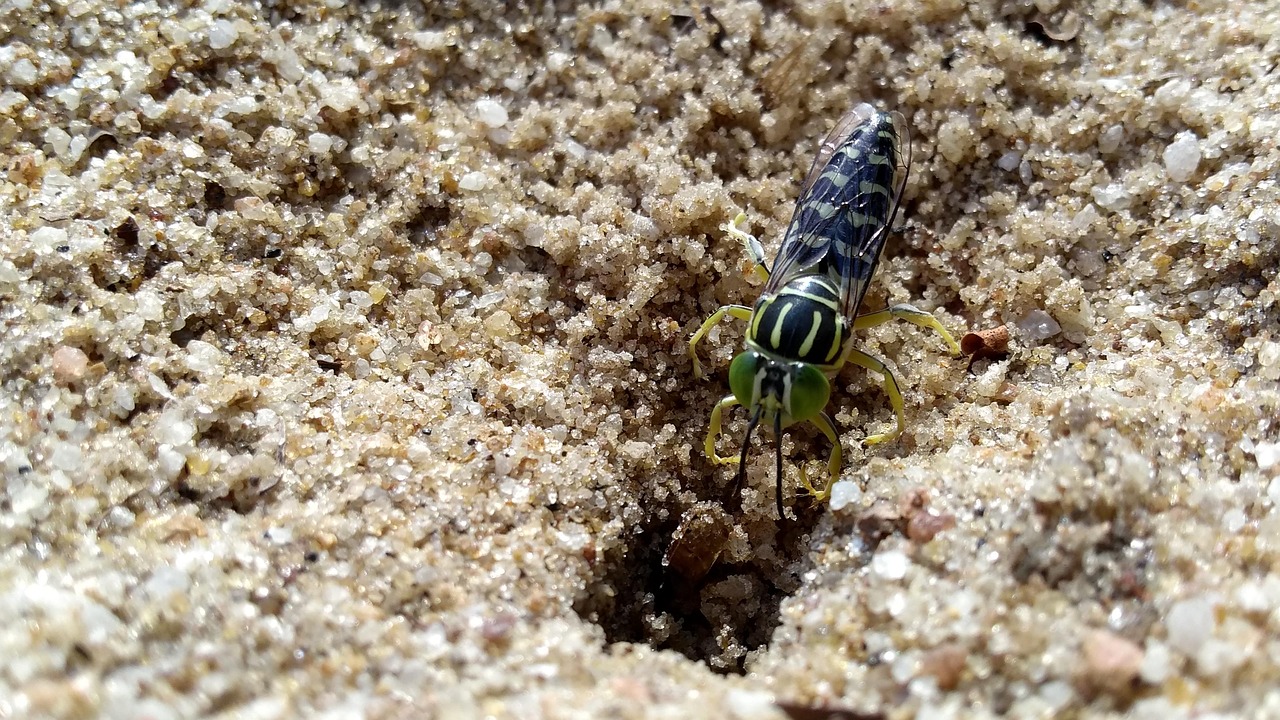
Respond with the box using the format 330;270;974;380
830;108;910;320
764;104;911;320
763;105;879;294
798;104;879;198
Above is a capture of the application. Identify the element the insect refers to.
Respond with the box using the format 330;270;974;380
688;103;960;519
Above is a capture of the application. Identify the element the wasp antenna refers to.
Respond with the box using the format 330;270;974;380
774;411;785;520
733;405;765;503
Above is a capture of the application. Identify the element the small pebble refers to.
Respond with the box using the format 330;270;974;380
828;480;862;511
1038;680;1075;712
871;549;910;580
1091;182;1132;212
318;79;362;113
7;57;38;85
154;408;197;447
1098;124;1125;153
907;510;957;544
51;345;90;384
919;643;967;690
474;98;509;128
1082;629;1144;692
458;171;490;191
1071;203;1100;232
412;30;449;50
1254;441;1279;471
1139;642;1172;684
1165;595;1215;655
30;226;68;254
207;19;239;49
1016;309;1062;341
1163;132;1201;182
307;132;333;155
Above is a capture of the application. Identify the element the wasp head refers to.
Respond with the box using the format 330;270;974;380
726;351;830;518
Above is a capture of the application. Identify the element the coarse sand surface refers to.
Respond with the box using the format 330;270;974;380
2;1;1279;718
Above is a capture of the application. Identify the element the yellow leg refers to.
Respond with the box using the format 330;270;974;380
797;411;842;503
689;305;753;379
853;303;961;355
846;349;906;445
724;212;770;283
704;395;741;465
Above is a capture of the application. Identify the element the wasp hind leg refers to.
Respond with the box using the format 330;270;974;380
724;212;770;283
853;304;961;355
797;411;842;504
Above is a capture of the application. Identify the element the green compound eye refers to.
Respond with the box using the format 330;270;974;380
787;363;830;423
727;352;759;407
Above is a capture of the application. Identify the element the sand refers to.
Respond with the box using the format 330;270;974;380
2;0;1279;717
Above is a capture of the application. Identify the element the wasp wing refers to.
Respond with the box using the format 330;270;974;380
831;110;910;320
763;105;878;294
798;104;879;197
764;105;911;321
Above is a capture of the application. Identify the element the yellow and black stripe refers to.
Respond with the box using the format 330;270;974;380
746;275;847;367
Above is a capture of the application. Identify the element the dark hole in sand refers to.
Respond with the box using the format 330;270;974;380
575;493;825;673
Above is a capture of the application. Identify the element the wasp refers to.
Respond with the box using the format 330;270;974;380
689;103;960;519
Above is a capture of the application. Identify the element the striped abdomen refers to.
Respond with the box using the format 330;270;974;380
746;275;847;367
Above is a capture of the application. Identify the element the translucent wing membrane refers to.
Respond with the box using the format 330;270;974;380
798;104;879;198
764;104;911;320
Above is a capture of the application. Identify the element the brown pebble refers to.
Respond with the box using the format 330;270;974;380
9;153;43;185
993;381;1020;404
51;345;90;384
960;325;1011;361
525;589;548;615
907;510;957;544
664;501;732;582
919;643;968;690
855;501;902;547
1081;628;1144;693
897;487;931;518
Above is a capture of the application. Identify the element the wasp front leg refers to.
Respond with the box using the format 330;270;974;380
797;411;842;503
704;395;741;465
